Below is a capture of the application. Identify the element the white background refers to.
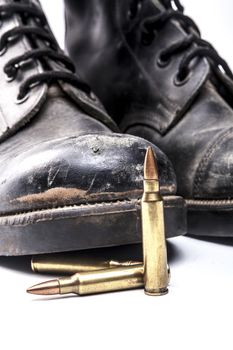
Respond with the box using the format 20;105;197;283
1;1;233;350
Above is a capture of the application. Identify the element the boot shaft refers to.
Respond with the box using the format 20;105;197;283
65;0;233;205
65;0;209;131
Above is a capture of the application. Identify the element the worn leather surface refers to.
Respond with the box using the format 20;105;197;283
65;0;233;201
0;0;177;215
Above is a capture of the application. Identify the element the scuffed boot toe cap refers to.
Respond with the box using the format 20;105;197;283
0;134;177;214
194;130;233;199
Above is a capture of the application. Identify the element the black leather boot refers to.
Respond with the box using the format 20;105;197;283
65;0;233;237
0;0;186;255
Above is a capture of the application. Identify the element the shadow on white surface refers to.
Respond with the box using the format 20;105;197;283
189;235;233;246
0;255;32;274
0;239;186;275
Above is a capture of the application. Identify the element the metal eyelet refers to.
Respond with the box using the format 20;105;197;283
174;71;190;86
34;17;42;25
15;92;30;105
127;9;133;20
141;31;156;46
157;54;171;68
128;0;142;20
89;91;97;101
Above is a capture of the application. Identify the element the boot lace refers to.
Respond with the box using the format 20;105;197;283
0;2;91;101
140;0;233;84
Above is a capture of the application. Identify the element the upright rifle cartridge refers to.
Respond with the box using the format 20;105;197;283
141;146;169;296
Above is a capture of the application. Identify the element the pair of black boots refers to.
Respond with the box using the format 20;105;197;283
0;0;232;255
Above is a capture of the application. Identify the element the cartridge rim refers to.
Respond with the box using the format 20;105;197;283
145;288;169;296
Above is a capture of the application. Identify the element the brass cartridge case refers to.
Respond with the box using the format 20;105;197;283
27;264;144;296
141;147;169;296
31;254;140;275
59;265;144;295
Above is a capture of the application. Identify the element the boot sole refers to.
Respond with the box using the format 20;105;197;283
187;199;233;237
0;195;186;255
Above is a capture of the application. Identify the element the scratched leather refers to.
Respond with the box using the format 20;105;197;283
0;0;177;214
0;89;176;213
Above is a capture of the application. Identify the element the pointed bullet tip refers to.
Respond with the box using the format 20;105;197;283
27;279;60;296
144;146;159;180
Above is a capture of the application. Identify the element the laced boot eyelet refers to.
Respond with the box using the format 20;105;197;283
15;92;30;105
128;0;142;20
89;91;97;101
34;17;45;26
141;30;156;46
174;69;190;86
157;53;171;68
